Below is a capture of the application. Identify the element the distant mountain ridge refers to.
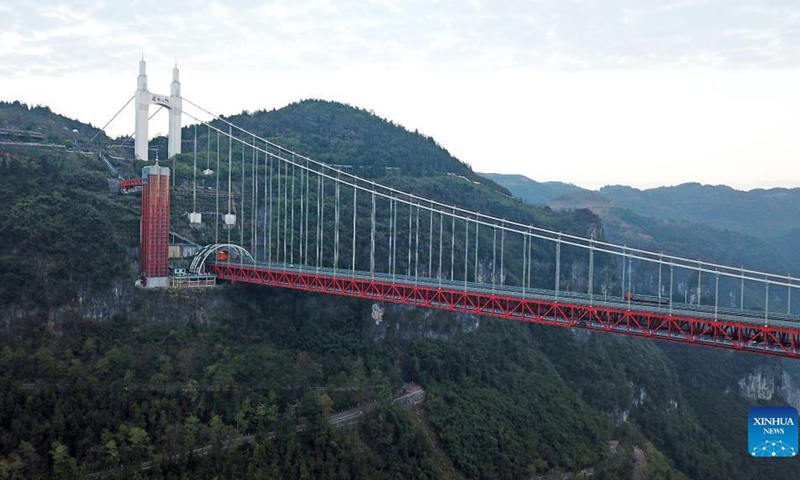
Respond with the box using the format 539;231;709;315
484;173;800;242
595;182;800;241
484;173;800;274
478;173;583;205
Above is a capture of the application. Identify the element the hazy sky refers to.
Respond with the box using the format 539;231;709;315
2;0;799;190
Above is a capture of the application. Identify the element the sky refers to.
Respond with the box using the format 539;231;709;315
1;0;799;190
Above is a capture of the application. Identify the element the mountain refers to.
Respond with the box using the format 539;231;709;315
205;100;511;194
487;173;800;273
0;100;109;148
595;183;800;241
771;227;800;270
2;101;800;479
485;173;800;241
478;173;584;205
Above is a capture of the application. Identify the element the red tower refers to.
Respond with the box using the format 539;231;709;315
140;164;170;287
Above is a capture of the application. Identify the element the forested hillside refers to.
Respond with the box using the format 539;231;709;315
191;100;509;190
488;173;800;276
1;101;799;479
0;101;108;148
484;173;800;242
596;183;800;241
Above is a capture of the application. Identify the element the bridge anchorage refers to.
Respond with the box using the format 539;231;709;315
121;61;799;359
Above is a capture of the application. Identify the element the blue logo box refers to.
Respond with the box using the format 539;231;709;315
749;406;798;457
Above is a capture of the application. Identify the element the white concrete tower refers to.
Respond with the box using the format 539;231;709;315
168;64;182;158
134;60;183;161
134;59;150;161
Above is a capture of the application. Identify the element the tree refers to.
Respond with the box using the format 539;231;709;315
50;441;81;479
183;415;200;451
209;414;229;453
127;427;152;462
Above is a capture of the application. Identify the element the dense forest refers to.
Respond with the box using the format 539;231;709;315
1;100;799;479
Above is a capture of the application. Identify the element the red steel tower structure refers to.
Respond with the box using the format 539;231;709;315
140;164;170;287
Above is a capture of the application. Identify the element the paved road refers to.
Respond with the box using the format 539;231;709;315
86;383;425;478
632;445;647;480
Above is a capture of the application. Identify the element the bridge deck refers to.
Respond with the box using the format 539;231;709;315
208;262;800;359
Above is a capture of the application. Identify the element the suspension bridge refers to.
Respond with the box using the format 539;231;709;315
115;61;800;360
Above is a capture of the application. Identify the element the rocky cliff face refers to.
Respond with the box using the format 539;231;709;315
738;364;800;409
369;302;481;342
1;279;232;329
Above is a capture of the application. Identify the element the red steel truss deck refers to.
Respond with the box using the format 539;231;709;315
208;263;800;359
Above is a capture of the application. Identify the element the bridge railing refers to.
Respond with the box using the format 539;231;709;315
172;97;798;324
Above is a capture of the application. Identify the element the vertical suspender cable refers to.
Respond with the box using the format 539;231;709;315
656;254;662;309
414;206;420;282
205;124;211;188
500;221;505;285
352;185;357;275
621;248;626;297
391;198;397;278
299;161;304;267
192;125;197;216
283;160;289;266
627;253;633;296
765;278;770;325
240;136;245;251
334;176;340;272
492;227;497;291
588;241;595;301
438;212;444;283
304;159;310;266
390;199;394;278
388;199;394;274
764;278;769;327
278;159;283;264
714;270;719;319
263;145;269;260
280;154;285;263
464;219;469;289
215;130;220;243
697;261;702;306
555;235;561;300
522;233;527;296
252;139;258;260
428;203;433;277
393;198;398;280
740;268;745;310
317;172;325;268
474;223;479;283
316;174;321;268
370;191;376;277
275;152;281;263
267;146;273;265
290;159;296;265
407;203;412;277
527;228;533;291
669;261;674;315
450;209;455;281
227;127;232;245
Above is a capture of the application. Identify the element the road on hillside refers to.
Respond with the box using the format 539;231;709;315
86;383;425;479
